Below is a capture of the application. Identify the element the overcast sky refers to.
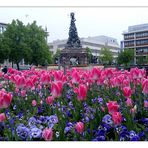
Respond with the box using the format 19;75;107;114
1;7;148;44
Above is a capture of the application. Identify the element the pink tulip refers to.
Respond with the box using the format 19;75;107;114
15;88;19;93
4;74;9;80
25;79;34;89
123;79;130;87
142;79;148;94
32;100;37;107
130;68;140;79
0;72;3;78
107;101;119;114
37;84;42;90
144;100;148;108
42;128;53;141
40;100;43;105
0;113;6;122
75;122;84;134
91;67;101;80
123;86;132;98
54;70;63;81
51;81;63;98
105;68;113;79
46;96;54;105
130;108;136;114
21;90;26;97
71;70;80;84
0;92;12;109
126;98;133;107
74;84;87;101
16;76;26;88
40;73;50;84
112;112;122;125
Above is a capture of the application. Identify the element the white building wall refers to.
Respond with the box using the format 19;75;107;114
49;36;120;58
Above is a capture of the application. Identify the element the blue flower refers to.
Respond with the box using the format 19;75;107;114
129;131;140;141
64;127;71;134
115;125;128;134
66;122;74;128
119;131;129;141
29;127;42;139
39;116;47;124
102;114;113;125
28;117;37;127
138;131;146;140
96;135;106;141
13;105;17;110
101;123;112;133
46;115;58;124
0;122;5;133
141;118;148;126
130;135;140;141
48;123;54;128
16;124;30;140
98;97;103;104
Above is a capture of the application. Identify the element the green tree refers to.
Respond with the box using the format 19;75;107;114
0;33;5;64
26;21;52;66
2;20;31;70
99;47;113;65
2;19;53;70
86;47;93;64
117;48;134;67
53;48;61;64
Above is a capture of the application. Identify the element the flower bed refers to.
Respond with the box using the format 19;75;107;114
0;67;148;141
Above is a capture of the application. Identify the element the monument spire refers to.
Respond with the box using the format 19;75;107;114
65;12;82;49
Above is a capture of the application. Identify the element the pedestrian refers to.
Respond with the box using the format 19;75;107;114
2;66;8;74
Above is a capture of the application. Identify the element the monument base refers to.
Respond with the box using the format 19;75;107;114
60;48;88;65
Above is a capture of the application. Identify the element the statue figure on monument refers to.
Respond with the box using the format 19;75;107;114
65;12;82;49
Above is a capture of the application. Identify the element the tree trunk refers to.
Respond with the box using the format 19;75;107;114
16;62;20;70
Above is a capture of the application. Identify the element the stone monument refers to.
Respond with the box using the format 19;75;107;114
60;12;88;66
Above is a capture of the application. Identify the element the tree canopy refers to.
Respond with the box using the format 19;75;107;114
117;49;134;67
86;47;93;64
1;19;52;70
99;47;113;65
53;48;61;64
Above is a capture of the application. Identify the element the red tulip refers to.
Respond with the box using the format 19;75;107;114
112;112;122;125
107;101;119;114
123;86;132;98
42;128;53;141
75;122;84;134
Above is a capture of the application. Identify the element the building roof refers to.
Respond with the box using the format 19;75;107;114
123;23;148;34
0;22;7;26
